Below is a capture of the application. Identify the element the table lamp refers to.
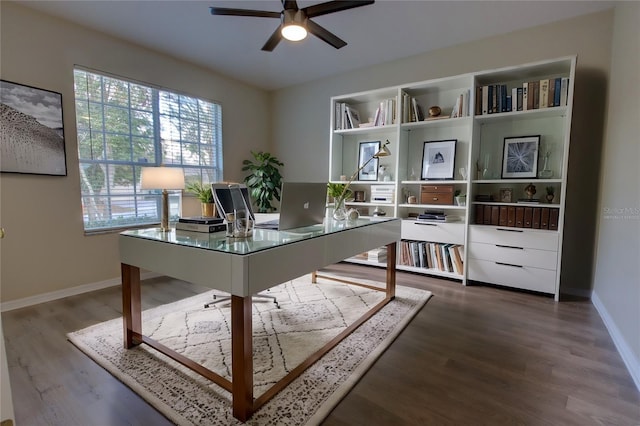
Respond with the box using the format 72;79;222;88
140;166;185;232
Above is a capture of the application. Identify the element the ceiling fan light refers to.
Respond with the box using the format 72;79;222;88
281;9;307;42
282;24;307;41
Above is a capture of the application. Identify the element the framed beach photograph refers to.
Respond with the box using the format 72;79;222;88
502;135;540;179
421;139;456;180
357;140;380;181
0;79;67;176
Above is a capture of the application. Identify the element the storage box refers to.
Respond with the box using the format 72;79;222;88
420;184;454;205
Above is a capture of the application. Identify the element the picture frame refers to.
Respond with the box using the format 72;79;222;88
421;139;456;180
0;79;67;176
499;188;513;203
501;135;540;179
357;140;380;181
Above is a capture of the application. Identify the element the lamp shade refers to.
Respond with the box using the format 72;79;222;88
140;167;185;190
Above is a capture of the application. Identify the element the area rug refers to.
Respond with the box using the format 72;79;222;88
68;273;431;425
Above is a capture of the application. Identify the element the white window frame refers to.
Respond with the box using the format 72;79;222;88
73;67;223;232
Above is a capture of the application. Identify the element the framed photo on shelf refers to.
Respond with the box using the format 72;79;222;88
499;188;513;203
502;135;540;179
0;79;67;176
357;140;380;181
421;139;456;180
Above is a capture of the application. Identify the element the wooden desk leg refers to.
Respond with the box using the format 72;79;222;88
311;271;317;283
386;242;397;300
121;263;142;348
231;295;253;421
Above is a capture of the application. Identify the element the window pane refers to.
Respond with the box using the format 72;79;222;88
103;105;130;134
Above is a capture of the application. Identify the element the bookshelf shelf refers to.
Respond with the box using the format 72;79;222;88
329;56;575;300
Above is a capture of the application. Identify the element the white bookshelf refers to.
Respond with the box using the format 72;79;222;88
329;56;576;300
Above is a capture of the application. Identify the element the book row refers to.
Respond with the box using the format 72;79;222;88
400;90;470;123
475;77;569;115
474;204;559;230
399;240;464;275
334;97;398;130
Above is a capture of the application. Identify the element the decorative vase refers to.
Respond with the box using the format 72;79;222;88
201;202;216;217
546;194;555;203
333;197;348;221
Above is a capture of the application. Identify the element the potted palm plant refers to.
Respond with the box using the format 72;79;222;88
185;181;216;217
242;151;284;213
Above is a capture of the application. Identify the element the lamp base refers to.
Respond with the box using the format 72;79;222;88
161;189;171;232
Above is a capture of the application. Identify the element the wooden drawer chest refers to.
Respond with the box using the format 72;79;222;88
420;184;453;205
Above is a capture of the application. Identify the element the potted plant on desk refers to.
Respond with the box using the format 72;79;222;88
185;182;216;217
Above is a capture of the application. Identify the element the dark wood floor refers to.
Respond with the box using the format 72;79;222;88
3;263;639;425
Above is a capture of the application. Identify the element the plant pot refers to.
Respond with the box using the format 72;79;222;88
455;196;466;206
201;202;216;217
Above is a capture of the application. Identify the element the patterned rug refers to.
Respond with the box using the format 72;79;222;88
68;273;431;425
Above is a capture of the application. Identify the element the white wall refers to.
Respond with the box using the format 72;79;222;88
271;10;614;299
0;2;271;303
592;2;640;389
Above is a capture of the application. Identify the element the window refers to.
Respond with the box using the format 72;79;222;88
73;68;223;232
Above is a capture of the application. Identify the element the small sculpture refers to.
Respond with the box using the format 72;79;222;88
428;106;441;117
524;183;537;200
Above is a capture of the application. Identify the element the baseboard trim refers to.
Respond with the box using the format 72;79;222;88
592;290;640;392
0;272;161;312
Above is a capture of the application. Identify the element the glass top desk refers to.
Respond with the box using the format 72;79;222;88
119;218;400;421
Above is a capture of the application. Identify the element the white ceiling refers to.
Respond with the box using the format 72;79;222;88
18;0;615;91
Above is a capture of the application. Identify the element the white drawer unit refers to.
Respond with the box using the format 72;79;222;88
467;225;559;295
402;220;465;245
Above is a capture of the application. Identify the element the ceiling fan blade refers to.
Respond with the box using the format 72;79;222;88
209;7;280;19
306;19;347;49
262;26;283;52
303;0;374;19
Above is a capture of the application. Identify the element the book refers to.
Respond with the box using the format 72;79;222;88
482;85;489;115
178;216;223;225
175;222;226;233
522;82;528;111
553;78;562;106
346;105;360;128
549;208;560;230
539;79;549;109
411;97;424;121
517;198;540;204
560;77;569;106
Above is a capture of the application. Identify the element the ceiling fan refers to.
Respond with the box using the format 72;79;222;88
209;0;375;52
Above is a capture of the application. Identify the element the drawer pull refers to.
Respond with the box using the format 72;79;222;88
495;244;523;250
495;261;523;268
414;222;437;226
496;228;523;233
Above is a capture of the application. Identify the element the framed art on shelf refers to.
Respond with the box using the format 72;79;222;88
502;135;540;179
357;140;380;181
500;188;513;203
0;79;67;176
421;139;456;180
